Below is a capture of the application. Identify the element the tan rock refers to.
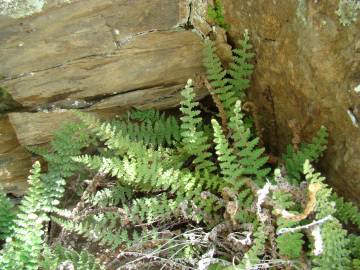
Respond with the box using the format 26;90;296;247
0;116;31;196
1;30;204;108
223;0;360;203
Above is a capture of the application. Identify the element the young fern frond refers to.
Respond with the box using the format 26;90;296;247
74;111;144;156
228;30;255;101
229;101;269;184
180;79;215;172
283;126;328;184
212;118;254;223
203;41;234;117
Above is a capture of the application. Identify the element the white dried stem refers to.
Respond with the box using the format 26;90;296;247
277;215;333;235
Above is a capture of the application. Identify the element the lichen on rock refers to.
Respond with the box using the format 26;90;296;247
336;0;360;26
0;0;46;18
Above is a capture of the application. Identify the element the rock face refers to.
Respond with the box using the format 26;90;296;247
0;0;209;194
223;0;360;203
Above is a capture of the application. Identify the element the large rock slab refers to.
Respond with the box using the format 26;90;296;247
1;31;204;108
223;0;360;203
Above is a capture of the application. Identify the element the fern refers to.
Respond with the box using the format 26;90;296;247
331;193;360;229
111;110;181;147
31;122;93;178
88;184;133;207
283;126;328;184
349;234;360;269
276;232;304;259
304;160;351;270
228;30;255;101
207;0;230;30
272;189;304;260
180;79;215;172
41;245;104;270
230;224;266;269
2;27;357;270
0;162;47;270
229;101;269;184
212;118;254;223
0;188;15;241
203;41;234;117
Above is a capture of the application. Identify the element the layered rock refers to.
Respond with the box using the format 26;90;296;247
0;0;209;194
223;0;360;203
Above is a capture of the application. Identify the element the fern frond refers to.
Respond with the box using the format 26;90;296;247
284;126;328;184
212;119;241;186
203;41;235;117
53;209;162;251
74;111;144;156
88;184;133;208
111;111;181;147
0;188;15;240
31;122;93;178
229;101;269;184
331;193;360;229
0;162;47;270
180;79;215;172
228;30;255;101
41;245;104;270
212;118;255;223
236;224;266;269
304;160;351;269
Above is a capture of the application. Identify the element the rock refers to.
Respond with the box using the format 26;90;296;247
0;0;209;195
1;31;205;108
223;0;360;203
0;116;31;196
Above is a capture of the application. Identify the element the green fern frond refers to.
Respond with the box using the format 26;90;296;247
229;101;269;184
276;232;304;259
41;245;104;270
212;118;255;223
349;234;360;268
0;188;15;241
53;212;161;250
73;111;143;156
234;224;266;269
180;79;215;172
304;160;351;269
88;184;133;208
203;41;235;117
207;0;230;30
284;126;328;184
228;30;255;101
0;162;47;270
111;111;181;147
31;122;93;178
331;193;360;229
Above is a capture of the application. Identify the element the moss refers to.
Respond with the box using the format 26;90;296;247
336;0;360;26
207;0;230;31
0;87;22;114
